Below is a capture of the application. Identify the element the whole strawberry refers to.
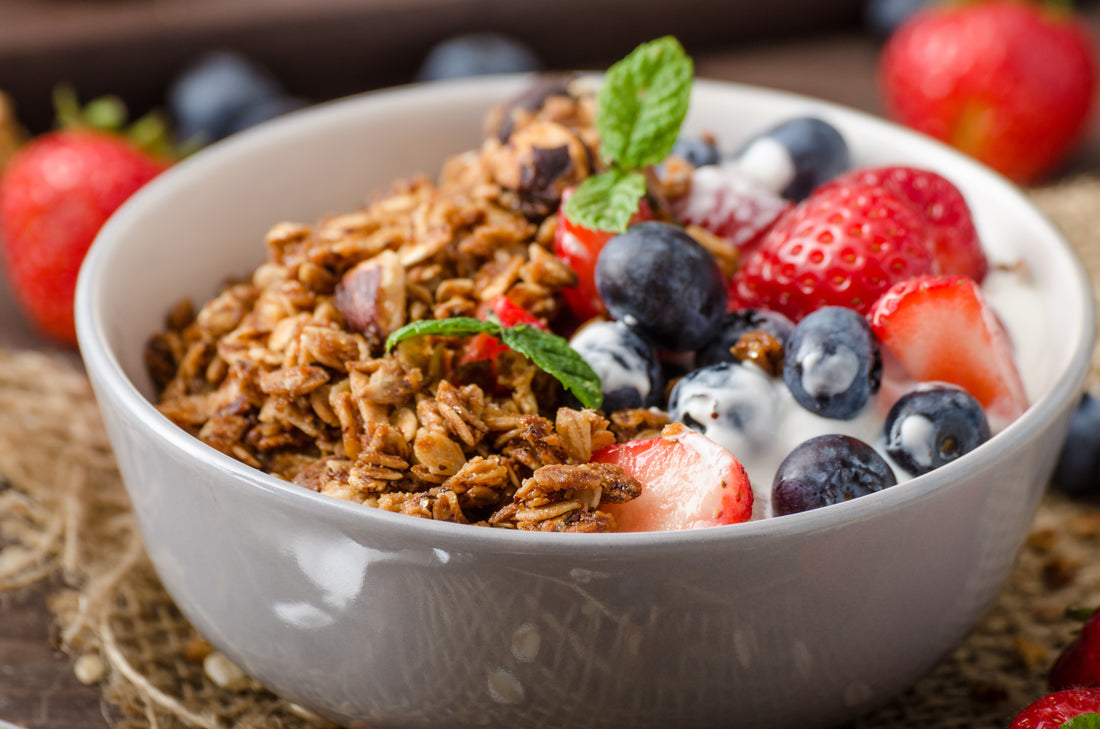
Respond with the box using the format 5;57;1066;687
1051;607;1100;692
0;94;168;343
820;165;988;282
1009;688;1100;728
879;0;1097;183
729;181;934;321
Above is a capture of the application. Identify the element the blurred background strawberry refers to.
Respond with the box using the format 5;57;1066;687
0;90;173;344
877;0;1098;183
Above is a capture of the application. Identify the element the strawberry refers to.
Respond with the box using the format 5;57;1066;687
671;164;792;257
0;90;171;343
460;295;545;364
1008;688;1100;729
1050;607;1100;692
592;423;753;531
729;181;935;321
820;166;987;282
0;130;166;342
879;0;1098;183
553;187;651;323
867;275;1028;422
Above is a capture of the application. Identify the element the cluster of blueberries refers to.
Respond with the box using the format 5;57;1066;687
570;221;991;516
567;120;992;516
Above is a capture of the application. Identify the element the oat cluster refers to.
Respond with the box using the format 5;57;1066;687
146;78;673;532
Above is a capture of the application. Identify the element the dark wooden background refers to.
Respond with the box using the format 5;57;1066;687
2;2;1100;727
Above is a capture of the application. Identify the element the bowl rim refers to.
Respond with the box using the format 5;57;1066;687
75;74;1098;554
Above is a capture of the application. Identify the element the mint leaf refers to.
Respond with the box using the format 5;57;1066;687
501;325;604;409
384;317;500;351
383;317;605;409
1062;713;1100;729
596;35;693;170
562;169;647;234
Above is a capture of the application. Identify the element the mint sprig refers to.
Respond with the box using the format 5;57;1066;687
564;36;693;233
385;318;604;410
565;169;648;235
1062;714;1100;729
384;317;497;345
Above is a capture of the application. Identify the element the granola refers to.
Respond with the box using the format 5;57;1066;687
147;79;668;532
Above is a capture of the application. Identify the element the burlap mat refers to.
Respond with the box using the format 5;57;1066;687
3;179;1100;729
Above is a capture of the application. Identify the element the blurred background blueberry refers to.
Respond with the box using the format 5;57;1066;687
863;0;927;40
417;32;543;82
1052;392;1100;497
168;50;309;145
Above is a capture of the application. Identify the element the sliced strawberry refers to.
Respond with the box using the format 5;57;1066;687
867;275;1028;423
459;295;545;365
592;423;753;531
672;164;792;257
553;187;652;323
822;166;988;282
730;182;935;321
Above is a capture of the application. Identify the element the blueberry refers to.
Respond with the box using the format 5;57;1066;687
168;51;284;144
669;134;721;168
417;33;543;82
569;321;663;412
865;0;928;40
221;94;310;137
695;309;795;369
883;385;991;476
772;434;897;516
1052;393;1100;497
734;117;850;201
783;306;881;420
668;362;778;455
595;221;727;352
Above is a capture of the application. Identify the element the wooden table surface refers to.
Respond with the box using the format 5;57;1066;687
3;9;1100;728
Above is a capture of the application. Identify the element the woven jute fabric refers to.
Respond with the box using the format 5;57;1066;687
3;179;1100;728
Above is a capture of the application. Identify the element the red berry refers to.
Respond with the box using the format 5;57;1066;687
1051;608;1100;692
821;166;987;282
553;188;651;323
1008;688;1100;729
592;423;753;531
671;164;791;257
459;295;545;365
729;182;934;321
867;275;1028;423
879;0;1098;183
0;130;166;343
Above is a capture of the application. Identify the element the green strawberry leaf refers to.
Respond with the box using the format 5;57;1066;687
384;317;501;351
1062;713;1100;729
52;85;182;161
596;35;693;170
562;169;647;234
500;325;603;409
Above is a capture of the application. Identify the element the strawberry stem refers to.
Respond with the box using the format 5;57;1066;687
1040;0;1075;14
52;84;181;162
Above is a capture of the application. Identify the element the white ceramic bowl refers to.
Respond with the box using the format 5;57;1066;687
75;77;1095;729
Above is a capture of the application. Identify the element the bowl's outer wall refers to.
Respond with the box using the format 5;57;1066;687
78;78;1095;728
